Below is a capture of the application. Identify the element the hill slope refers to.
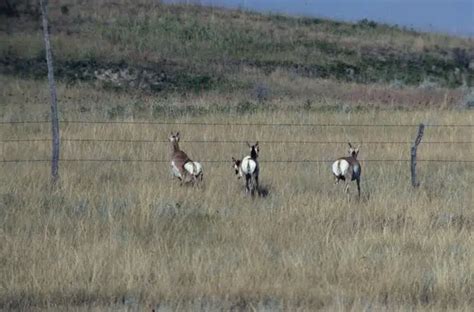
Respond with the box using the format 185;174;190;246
1;0;473;94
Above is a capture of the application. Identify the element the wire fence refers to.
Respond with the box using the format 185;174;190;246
1;159;473;164
1;120;473;165
1;138;473;144
1;120;473;128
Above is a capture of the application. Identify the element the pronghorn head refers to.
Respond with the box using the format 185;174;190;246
232;157;242;178
168;132;180;143
247;141;259;159
348;142;359;159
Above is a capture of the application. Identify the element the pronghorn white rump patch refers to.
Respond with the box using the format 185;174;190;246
185;161;203;176
332;159;350;177
184;162;196;175
171;161;203;179
240;156;257;176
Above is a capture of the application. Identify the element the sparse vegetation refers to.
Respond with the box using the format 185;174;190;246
0;1;473;310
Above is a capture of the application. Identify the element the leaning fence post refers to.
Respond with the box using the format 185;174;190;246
40;0;60;184
411;123;425;188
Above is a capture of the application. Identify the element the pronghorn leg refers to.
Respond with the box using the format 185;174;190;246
185;173;194;185
344;182;351;202
255;175;259;194
344;174;351;194
356;178;361;198
250;178;255;197
176;175;183;186
248;175;256;197
344;176;351;194
184;168;195;184
245;175;250;194
250;177;256;197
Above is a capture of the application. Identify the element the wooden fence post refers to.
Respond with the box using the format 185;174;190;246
40;0;60;184
411;123;425;188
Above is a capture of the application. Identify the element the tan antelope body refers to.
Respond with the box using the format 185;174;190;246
169;132;203;184
332;143;361;197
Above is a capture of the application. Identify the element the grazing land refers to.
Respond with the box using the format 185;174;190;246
0;1;473;311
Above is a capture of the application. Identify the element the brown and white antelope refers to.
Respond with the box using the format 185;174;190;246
168;132;203;184
232;142;260;196
332;143;361;197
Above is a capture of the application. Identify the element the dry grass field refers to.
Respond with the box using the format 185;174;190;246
1;0;474;310
1;75;473;311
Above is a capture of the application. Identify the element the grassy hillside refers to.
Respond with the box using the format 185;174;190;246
1;0;473;95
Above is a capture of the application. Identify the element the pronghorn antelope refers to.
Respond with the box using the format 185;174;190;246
168;132;203;184
332;143;361;197
232;142;260;195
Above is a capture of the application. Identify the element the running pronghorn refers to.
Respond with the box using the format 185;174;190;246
332;143;361;197
168;132;203;184
232;142;260;196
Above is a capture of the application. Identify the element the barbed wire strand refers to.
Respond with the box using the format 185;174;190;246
0;120;473;127
1;159;473;164
1;139;473;144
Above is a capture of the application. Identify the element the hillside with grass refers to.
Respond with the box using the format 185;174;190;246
1;0;473;96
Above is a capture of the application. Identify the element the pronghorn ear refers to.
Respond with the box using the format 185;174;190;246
232;157;236;162
348;142;353;148
247;142;251;148
355;148;359;154
255;141;259;147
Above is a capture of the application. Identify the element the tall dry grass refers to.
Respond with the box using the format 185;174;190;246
1;78;473;310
